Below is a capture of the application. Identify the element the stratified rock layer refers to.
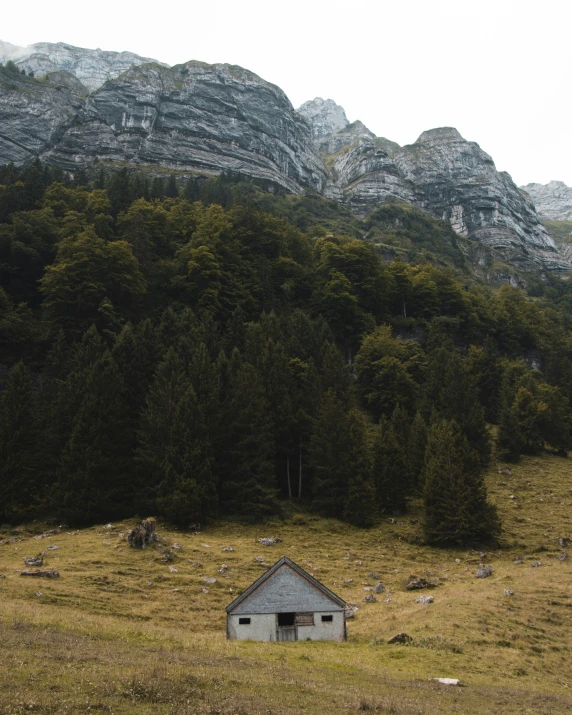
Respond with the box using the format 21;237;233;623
0;40;161;91
320;120;569;272
0;38;570;274
522;181;572;221
0;60;325;193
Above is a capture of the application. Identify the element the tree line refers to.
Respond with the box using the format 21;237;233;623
1;162;572;544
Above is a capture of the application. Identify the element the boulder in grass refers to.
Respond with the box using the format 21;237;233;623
476;565;493;578
431;678;463;686
20;569;59;578
23;555;43;567
387;632;412;644
416;595;434;605
128;518;156;549
374;582;385;594
406;576;431;590
258;537;282;546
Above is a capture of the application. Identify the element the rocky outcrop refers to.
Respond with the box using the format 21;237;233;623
0;60;325;193
320;118;569;272
1;37;570;274
297;97;349;141
0;67;85;164
0;40;161;92
522;181;572;221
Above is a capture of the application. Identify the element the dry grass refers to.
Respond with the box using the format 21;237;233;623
1;454;571;714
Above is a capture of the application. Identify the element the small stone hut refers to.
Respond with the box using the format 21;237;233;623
226;555;346;642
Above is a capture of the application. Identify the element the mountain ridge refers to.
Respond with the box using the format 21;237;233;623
0;40;570;275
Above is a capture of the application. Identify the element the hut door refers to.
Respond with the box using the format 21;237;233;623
277;612;297;641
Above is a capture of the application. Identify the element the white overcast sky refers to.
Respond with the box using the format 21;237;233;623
3;0;571;186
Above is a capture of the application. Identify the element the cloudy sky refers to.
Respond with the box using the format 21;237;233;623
4;0;570;187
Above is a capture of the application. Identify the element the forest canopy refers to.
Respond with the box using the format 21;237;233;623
1;162;571;544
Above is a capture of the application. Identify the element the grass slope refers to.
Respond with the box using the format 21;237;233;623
1;454;571;714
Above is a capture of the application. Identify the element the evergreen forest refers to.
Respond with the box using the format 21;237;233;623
2;162;572;544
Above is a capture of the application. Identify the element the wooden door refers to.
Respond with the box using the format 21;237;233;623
278;626;297;642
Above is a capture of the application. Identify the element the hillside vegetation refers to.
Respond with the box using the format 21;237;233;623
0;453;571;714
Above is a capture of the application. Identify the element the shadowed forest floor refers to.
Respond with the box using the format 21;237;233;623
1;454;571;714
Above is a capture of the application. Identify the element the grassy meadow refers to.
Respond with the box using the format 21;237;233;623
1;454;571;714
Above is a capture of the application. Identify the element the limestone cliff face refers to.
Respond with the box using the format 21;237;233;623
0;40;161;92
318;116;569;272
0;67;85;165
0;38;569;273
0;59;325;193
522;181;572;221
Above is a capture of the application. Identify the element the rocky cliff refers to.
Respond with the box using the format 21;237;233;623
306;103;568;273
522;181;572;222
0;59;325;193
0;40;161;92
0;40;569;274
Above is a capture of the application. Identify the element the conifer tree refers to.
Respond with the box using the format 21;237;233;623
217;360;278;519
408;411;428;488
343;409;376;527
309;389;351;518
423;419;500;545
372;416;408;513
0;362;39;522
497;375;524;461
55;351;131;524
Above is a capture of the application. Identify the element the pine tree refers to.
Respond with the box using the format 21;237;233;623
343;409;376;527
136;348;217;523
423;419;500;545
165;174;179;198
497;375;524;461
217;361;278;519
54;351;131;525
372;416;408;513
309;389;351;518
0;362;39;522
408;411;428;488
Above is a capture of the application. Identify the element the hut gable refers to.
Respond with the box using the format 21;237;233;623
226;556;345;615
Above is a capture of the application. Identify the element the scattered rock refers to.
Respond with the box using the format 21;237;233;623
158;549;175;563
168;566;178;573
559;537;570;548
189;561;203;567
476;565;494;579
105;524;113;529
513;556;523;565
201;576;217;584
171;543;182;550
200;587;209;594
258;537;282;546
497;467;513;477
455;559;461;563
33;529;60;540
431;678;463;686
509;495;516;500
363;586;373;592
363;594;377;603
344;578;353;583
374;583;385;594
0;574;5;579
23;556;43;567
504;589;514;596
146;580;152;586
388;633;412;644
254;556;266;563
382;598;392;604
416;595;434;605
218;565;228;574
406;576;432;590
558;552;568;562
20;569;59;578
45;545;59;551
344;608;355;619
35;592;42;598
531;561;542;567
221;546;235;552
128;518;156;549
368;572;380;580
200;543;211;549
